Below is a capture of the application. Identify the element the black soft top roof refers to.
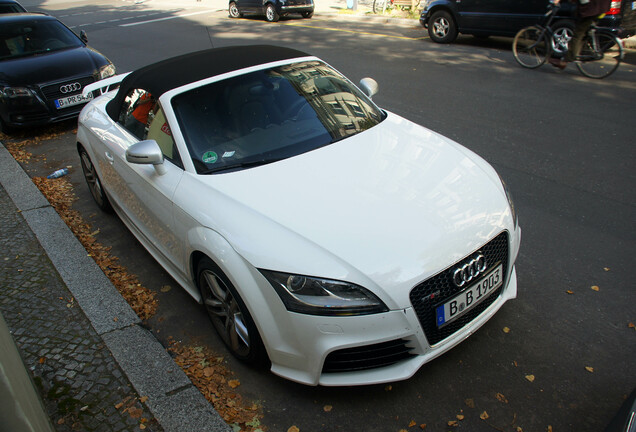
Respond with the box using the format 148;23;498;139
106;45;309;120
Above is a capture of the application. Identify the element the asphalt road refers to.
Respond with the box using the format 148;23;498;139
12;0;636;431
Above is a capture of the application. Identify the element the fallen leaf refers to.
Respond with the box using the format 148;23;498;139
323;405;332;412
128;407;142;419
503;326;511;333
496;392;509;403
480;411;489;420
115;402;124;410
525;374;535;382
228;380;240;389
385;385;393;391
456;414;465;420
447;420;458;427
139;396;148;403
628;322;635;330
287;427;300;432
420;424;427;430
139;424;146;430
408;420;417;427
548;426;553;432
160;285;172;293
604;267;610;271
39;357;46;364
517;427;523;432
465;398;475;408
566;290;574;295
585;366;594;373
591;285;600;292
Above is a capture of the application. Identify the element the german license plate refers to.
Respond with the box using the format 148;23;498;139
435;263;503;327
54;92;93;109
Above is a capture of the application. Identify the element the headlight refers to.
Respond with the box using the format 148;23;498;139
0;87;35;99
498;175;518;229
260;270;388;316
98;63;116;79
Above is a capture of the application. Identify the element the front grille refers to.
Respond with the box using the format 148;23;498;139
322;339;415;373
410;231;509;346
40;76;95;101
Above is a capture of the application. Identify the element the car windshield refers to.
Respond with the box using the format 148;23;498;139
0;19;83;60
171;60;385;174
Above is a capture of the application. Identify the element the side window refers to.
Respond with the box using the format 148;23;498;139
119;89;156;140
146;105;183;168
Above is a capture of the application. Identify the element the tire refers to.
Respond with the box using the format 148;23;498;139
575;31;623;79
512;26;550;69
0;118;14;136
301;10;313;18
78;146;112;212
228;1;242;18
551;20;574;57
427;10;457;44
373;0;388;14
265;3;279;22
197;257;267;365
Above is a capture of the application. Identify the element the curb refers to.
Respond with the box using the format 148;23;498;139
0;142;231;432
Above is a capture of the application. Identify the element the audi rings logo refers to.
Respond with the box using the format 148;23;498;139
452;254;487;287
60;82;82;94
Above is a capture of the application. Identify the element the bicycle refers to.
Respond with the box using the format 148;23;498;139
512;3;624;79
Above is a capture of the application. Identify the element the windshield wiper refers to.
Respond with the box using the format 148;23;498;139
203;158;284;174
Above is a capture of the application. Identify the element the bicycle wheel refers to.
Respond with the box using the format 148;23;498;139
513;26;551;69
575;31;623;79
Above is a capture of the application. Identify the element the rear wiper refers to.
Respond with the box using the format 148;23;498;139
203;158;284;174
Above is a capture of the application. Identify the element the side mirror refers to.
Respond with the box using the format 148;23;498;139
80;30;88;44
126;140;166;175
359;78;379;99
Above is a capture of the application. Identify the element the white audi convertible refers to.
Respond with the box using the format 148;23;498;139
77;45;521;386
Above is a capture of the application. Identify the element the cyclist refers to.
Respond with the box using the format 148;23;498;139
549;0;611;69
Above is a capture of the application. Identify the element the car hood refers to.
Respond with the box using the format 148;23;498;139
0;47;107;86
178;113;513;307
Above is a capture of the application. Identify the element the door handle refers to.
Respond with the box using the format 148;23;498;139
105;152;114;164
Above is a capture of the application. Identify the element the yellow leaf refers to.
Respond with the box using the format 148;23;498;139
480;411;489;420
420;424;427;430
385;385;393;391
228;379;240;388
448;420;458;426
628;322;635;329
525;374;535;382
517;427;523;432
604;267;610;271
585;366;594;373
139;396;148;403
548;426;553;432
456;414;465;420
287;427;300;432
323;405;332;412
496;392;509;403
160;285;172;293
140;424;146;430
465;398;475;408
591;285;600;292
408;420;417;427
566;290;574;295
503;326;511;333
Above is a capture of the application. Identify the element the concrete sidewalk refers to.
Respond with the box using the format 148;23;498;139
0;142;231;431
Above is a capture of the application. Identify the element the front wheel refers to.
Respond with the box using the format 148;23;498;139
78;146;112;212
513;26;550;69
265;3;279;22
228;1;242;18
197;257;267;364
575;31;623;79
427;11;457;44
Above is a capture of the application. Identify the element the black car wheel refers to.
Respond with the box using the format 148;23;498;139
228;1;242;18
551;20;574;57
79;146;112;212
301;10;313;18
197;257;267;364
428;10;457;44
265;3;279;22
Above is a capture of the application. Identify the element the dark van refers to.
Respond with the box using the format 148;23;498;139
420;0;636;49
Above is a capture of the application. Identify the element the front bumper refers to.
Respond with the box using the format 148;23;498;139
263;228;521;386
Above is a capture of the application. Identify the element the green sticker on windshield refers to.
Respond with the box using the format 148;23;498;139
202;151;218;164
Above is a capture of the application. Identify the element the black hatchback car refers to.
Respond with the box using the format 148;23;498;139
228;0;314;22
420;0;636;47
0;13;115;133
